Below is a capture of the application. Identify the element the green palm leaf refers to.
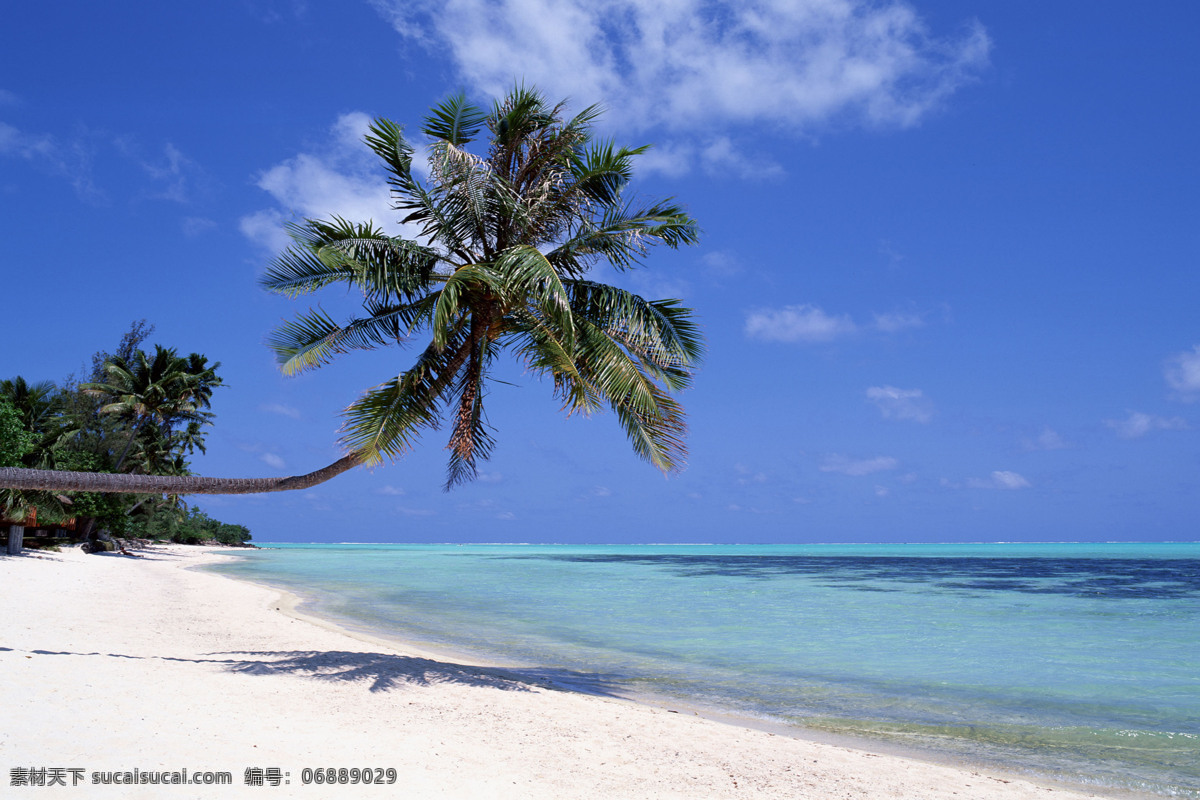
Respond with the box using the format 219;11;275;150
422;92;486;146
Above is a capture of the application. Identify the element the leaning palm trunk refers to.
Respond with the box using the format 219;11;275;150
0;454;361;495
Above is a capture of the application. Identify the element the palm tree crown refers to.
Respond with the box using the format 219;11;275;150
81;345;222;472
262;87;703;488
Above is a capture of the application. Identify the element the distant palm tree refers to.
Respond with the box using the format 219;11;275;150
82;345;221;471
0;377;59;457
0;86;700;495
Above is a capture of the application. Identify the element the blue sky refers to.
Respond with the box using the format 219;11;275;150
3;1;1198;543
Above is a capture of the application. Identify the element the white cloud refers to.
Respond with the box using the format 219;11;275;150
866;385;932;423
746;304;857;343
240;112;403;253
820;454;898;476
260;453;286;469
1105;411;1188;440
371;0;989;137
700;136;785;179
376;485;407;496
746;304;932;344
635;140;696;177
967;470;1031;490
1165;345;1200;400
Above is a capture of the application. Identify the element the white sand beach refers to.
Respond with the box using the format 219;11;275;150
1;545;1110;799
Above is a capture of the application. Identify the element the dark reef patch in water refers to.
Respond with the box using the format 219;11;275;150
491;554;1200;600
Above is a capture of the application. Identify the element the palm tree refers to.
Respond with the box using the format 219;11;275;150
0;86;700;496
82;345;222;471
0;377;59;442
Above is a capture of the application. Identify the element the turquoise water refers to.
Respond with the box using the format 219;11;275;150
207;543;1200;797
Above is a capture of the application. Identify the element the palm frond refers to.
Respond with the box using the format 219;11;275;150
422;92;487;146
431;266;500;349
261;218;440;301
339;322;472;462
363;117;420;198
571;140;647;205
503;309;600;415
611;383;689;473
566;281;703;387
572;316;690;473
549;199;699;276
265;307;348;375
494;245;575;350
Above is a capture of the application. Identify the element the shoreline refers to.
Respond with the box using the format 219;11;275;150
202;551;1154;800
0;544;1136;798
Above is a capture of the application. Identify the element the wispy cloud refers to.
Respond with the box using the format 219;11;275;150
1165;345;1200;401
370;0;989;143
966;470;1031;490
701;250;743;279
396;506;436;517
746;304;928;343
1020;427;1070;451
1104;411;1188;440
0;121;104;201
260;402;302;420
700;136;785;179
820;454;899;476
260;453;286;469
866;385;933;423
873;311;925;332
115;139;208;204
733;463;768;485
2;121;211;207
182;216;217;237
745;304;857;343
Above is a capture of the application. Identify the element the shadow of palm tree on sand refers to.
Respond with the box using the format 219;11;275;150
19;647;626;698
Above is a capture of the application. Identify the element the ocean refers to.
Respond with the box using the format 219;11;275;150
205;542;1200;797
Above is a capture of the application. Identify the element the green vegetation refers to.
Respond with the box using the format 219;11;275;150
126;505;251;546
0;396;35;468
0;321;251;546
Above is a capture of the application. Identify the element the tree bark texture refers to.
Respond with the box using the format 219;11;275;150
0;454;363;496
5;525;23;555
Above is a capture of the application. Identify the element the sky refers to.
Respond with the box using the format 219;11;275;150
2;0;1198;544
